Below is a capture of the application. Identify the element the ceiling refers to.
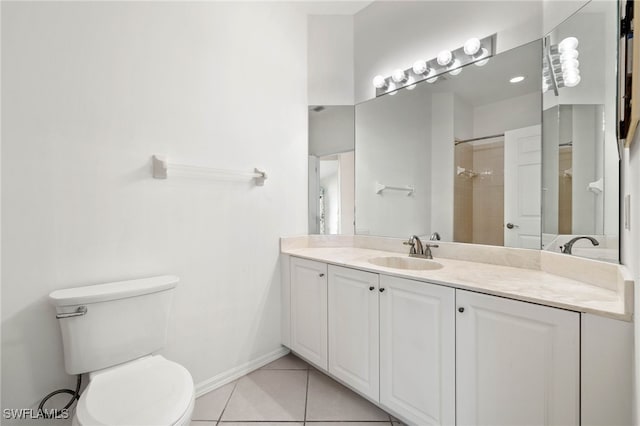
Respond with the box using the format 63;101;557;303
304;1;374;15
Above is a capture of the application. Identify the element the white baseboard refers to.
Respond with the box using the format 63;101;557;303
194;346;290;397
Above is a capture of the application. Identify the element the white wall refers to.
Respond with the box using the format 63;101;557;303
622;132;640;425
428;93;454;240
353;1;543;103
309;106;355;156
473;92;541;137
1;1;308;416
571;105;599;234
339;151;355;235
355;87;431;237
308;15;354;105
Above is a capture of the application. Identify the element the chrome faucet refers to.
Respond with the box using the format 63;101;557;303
430;232;441;241
404;235;439;260
560;236;599;254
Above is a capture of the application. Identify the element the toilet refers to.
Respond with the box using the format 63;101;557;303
49;275;195;426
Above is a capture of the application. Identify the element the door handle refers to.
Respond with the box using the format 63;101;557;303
506;223;519;229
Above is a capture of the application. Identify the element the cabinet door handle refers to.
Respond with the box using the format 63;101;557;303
458;307;465;313
379;288;385;293
369;286;375;291
319;273;325;277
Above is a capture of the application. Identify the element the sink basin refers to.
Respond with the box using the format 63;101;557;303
368;256;443;271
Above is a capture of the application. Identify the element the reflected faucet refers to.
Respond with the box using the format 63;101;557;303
430;232;441;241
404;235;439;260
560;236;599;255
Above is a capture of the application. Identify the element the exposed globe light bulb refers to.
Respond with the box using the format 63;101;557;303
392;69;407;83
474;48;490;66
406;75;417;90
564;74;581;87
372;75;387;89
558;37;579;53
563;69;580;82
561;59;580;71
464;38;481;56
413;60;428;75
448;59;462;76
437;50;453;66
426;69;438;83
560;49;579;61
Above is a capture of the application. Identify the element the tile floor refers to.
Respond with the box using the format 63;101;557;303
191;353;399;426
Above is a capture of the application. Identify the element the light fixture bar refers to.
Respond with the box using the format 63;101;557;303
543;35;580;96
544;37;560;96
373;34;497;97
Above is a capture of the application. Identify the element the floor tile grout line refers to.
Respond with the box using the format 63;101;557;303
216;379;239;424
303;367;311;425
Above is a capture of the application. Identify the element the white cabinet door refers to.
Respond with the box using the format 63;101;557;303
379;275;455;426
456;290;579;426
290;257;328;370
328;265;380;401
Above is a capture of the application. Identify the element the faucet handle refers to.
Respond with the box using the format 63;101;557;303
403;239;417;254
426;243;439;248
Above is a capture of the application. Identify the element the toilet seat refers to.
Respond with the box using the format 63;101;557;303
75;355;194;426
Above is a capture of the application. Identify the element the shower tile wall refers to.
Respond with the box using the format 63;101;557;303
454;141;504;246
558;147;573;234
454;144;474;243
472;141;504;246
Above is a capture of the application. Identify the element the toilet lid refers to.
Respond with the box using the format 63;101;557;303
76;356;194;426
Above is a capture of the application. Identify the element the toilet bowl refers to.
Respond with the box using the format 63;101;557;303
49;275;194;426
73;356;194;426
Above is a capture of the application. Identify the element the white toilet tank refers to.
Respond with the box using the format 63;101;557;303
49;275;179;375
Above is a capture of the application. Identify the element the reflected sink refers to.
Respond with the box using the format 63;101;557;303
368;256;443;271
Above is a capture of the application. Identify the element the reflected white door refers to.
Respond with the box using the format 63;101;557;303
504;125;541;248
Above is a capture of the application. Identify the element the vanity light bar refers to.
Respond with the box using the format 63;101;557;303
372;34;497;97
543;36;580;95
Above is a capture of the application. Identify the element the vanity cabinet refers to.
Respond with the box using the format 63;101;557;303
456;290;580;426
328;265;380;401
379;275;455;426
290;257;328;369
286;257;589;426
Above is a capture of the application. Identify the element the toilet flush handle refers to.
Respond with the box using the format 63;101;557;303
56;306;88;319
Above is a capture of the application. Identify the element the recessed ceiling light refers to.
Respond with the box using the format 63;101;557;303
510;76;526;83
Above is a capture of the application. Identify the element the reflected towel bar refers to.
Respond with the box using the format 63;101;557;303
375;182;414;196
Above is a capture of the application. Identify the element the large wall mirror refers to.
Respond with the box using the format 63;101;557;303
308;106;355;235
542;0;619;262
307;0;619;262
354;40;543;247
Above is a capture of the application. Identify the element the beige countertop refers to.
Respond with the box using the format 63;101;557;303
281;236;633;322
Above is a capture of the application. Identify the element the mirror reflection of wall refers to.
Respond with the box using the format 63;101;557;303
308;106;355;235
541;0;618;263
543;104;605;236
355;40;542;248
